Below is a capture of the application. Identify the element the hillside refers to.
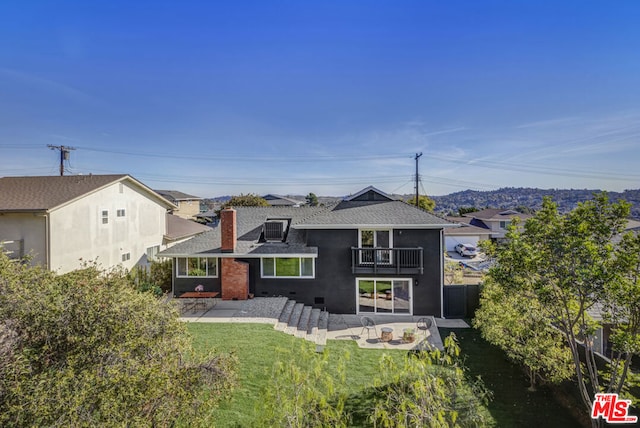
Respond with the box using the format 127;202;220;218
203;188;640;219
429;188;640;218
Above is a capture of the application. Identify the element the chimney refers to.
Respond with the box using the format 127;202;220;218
220;207;237;252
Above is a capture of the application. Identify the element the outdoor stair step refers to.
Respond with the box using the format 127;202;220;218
295;306;312;338
315;310;329;349
305;308;321;342
285;303;305;335
275;300;296;331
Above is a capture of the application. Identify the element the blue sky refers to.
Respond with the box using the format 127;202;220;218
1;1;639;197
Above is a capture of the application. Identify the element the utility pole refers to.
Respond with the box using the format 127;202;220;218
414;152;422;207
47;145;76;176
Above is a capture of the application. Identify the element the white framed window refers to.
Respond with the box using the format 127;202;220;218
176;257;218;277
146;245;160;262
101;210;109;224
121;252;130;262
261;257;315;278
499;221;510;229
117;209;126;217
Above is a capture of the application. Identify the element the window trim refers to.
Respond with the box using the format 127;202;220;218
176;257;218;278
261;257;315;279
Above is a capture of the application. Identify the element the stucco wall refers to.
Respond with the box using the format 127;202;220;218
173;200;200;219
0;213;47;266
49;181;168;273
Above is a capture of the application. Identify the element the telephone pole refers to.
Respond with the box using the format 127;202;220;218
414;152;422;207
47;145;76;176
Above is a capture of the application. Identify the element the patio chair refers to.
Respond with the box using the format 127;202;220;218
416;317;433;336
360;316;378;340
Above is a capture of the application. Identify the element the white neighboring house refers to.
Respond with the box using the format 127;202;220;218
444;216;492;252
460;208;533;240
0;174;181;273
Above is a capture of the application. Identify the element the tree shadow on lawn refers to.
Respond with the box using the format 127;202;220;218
439;327;587;428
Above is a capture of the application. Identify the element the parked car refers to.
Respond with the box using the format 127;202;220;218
455;243;478;258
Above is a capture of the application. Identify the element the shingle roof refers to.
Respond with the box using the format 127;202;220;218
154;190;202;202
463;208;532;221
263;194;305;206
165;214;211;241
159;200;454;257
0;174;171;212
444;216;490;236
159;206;326;257
296;201;454;228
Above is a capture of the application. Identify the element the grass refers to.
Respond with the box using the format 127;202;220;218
187;323;584;427
188;323;406;427
439;327;586;428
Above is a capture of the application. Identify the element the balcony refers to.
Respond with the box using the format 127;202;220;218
351;247;423;274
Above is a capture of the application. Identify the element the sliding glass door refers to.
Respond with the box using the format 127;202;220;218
357;278;411;314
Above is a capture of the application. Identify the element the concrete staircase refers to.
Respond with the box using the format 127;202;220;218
274;299;329;349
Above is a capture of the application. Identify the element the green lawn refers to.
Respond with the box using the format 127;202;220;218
187;323;584;427
188;323;409;427
439;327;586;428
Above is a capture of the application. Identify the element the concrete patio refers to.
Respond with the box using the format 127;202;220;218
175;297;469;351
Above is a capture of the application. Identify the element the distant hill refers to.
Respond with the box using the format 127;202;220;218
204;188;640;219
429;188;640;218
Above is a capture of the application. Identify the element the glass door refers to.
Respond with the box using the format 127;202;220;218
357;278;411;314
359;230;392;265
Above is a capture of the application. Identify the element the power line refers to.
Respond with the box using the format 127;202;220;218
47;145;76;176
428;153;640;181
75;146;413;163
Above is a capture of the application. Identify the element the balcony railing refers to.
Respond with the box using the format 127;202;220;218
351;247;423;274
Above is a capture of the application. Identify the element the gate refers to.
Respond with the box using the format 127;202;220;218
443;284;480;318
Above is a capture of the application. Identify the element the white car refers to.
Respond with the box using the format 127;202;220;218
455;243;478;258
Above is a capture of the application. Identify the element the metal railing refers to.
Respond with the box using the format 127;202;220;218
351;247;423;274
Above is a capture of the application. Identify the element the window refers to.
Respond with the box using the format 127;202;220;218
499;221;510;229
357;278;411;314
261;257;315;278
359;229;392;264
146;245;160;262
176;257;217;277
121;252;130;262
101;210;109;224
117;209;126;217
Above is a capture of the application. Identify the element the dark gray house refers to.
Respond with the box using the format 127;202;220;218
159;186;455;316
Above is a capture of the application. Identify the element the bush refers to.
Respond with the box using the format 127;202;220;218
0;253;236;427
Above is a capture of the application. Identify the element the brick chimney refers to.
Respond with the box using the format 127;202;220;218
220;207;237;253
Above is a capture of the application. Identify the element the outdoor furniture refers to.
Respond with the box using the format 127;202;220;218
360;316;378;339
178;291;219;313
380;327;394;342
416;317;433;336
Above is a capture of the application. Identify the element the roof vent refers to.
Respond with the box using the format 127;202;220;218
264;221;284;241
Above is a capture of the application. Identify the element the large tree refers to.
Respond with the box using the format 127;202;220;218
222;193;269;208
0;255;237;427
306;192;319;206
406;195;436;212
483;195;639;426
474;276;574;390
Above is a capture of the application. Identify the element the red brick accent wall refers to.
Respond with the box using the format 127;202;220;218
220;208;237;252
221;258;249;300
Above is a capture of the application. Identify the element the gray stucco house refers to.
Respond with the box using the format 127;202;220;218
159;186;455;316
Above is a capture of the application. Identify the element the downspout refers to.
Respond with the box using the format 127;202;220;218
439;228;444;318
45;212;51;270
